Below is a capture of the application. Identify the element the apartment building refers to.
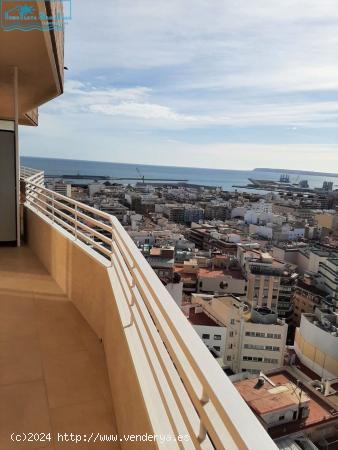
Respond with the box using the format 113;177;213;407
163;204;204;224
318;257;338;311
239;309;288;374
234;374;311;431
204;202;230;220
232;367;338;447
190;295;288;374
197;255;247;298
238;247;297;318
278;270;298;320
315;210;338;233
187;305;227;360
46;180;72;198
274;243;338;274
295;308;338;379
239;248;280;311
291;276;326;327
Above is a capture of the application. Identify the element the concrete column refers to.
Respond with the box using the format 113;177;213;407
14;67;20;246
0;120;17;244
0;67;19;245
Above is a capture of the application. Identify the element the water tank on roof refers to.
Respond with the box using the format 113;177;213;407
251;307;278;324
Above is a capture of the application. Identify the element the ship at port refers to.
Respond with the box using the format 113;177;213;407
247;173;292;189
234;173;334;193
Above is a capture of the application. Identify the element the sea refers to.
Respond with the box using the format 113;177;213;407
21;156;338;193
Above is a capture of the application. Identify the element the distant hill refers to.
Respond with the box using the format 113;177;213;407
254;168;338;178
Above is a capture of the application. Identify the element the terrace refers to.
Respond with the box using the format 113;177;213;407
0;168;279;449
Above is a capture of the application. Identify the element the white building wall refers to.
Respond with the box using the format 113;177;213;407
244;211;258;224
298;315;338;362
165;282;183;307
262;406;298;427
197;275;247;296
192;324;227;361
231;207;246;218
238;321;288;374
190;295;287;374
129;231;155;246
308;251;328;273
297;252;311;273
89;183;103;198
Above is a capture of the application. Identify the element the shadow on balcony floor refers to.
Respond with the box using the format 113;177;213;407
0;247;119;449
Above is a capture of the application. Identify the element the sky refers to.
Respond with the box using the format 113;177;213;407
21;0;338;171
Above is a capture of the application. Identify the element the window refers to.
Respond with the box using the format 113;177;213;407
214;335;222;340
228;343;233;349
213;346;220;352
255;332;265;338
230;319;235;325
229;331;234;337
279;415;285;421
202;334;210;339
263;358;279;364
227;355;232;361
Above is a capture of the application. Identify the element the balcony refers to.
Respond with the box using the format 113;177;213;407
0;246;117;448
0;167;278;449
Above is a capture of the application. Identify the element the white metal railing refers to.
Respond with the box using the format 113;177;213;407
22;176;277;450
20;166;45;186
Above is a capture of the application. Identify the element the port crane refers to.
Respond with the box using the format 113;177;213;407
136;167;145;184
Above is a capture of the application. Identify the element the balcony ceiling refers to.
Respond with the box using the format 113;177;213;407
0;1;64;126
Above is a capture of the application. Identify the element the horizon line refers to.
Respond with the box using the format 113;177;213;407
20;154;338;177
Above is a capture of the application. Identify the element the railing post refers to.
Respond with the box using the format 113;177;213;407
52;192;55;223
74;205;78;240
110;218;114;267
197;422;207;443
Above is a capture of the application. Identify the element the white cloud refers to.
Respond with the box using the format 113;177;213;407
66;0;338;94
21;0;338;170
48;81;338;128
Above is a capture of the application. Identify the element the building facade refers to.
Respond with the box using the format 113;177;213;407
295;309;338;379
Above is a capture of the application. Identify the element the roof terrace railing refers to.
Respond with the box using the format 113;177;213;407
22;174;277;450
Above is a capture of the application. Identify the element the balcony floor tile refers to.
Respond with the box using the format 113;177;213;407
0;336;42;386
0;247;119;449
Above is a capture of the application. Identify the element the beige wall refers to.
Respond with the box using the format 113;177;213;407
247;273;279;311
315;213;334;230
295;328;338;379
26;208;157;449
292;290;318;327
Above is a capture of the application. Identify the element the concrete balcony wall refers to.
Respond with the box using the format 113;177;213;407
26;207;159;449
